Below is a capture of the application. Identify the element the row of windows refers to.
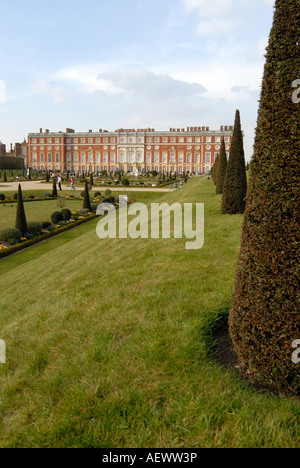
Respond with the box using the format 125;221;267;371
33;154;220;165
31;136;231;145
33;165;212;174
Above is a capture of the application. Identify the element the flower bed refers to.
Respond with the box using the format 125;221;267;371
0;212;97;259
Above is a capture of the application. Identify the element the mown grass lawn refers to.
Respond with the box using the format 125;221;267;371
0;191;163;232
0;178;298;448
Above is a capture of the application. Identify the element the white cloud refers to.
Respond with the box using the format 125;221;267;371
182;0;234;16
49;87;68;103
97;70;207;99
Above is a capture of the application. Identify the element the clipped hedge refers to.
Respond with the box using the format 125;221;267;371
0;156;24;170
229;0;300;396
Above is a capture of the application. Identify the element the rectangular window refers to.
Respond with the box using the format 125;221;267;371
96;153;100;163
187;154;192;164
88;138;93;144
55;138;60;144
74;153;78;163
81;153;86;163
33;153;37;163
195;154;200;164
103;153;108;163
147;153;152;163
81;138;86;144
206;153;211;164
48;154;52;163
67;153;71;163
73;138;78;144
40;154;44;163
56;154;60;163
162;153;167;164
206;137;212;143
47;138;52;144
88;153;93;163
179;153;183;164
215;137;221;143
225;137;230;143
155;153;159;164
111;154;115;163
170;153;176;164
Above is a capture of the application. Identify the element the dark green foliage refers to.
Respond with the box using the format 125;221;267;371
229;0;300;396
0;156;24;170
51;211;64;224
0;194;5;201
83;181;91;212
27;222;43;235
94;191;101;198
90;173;94;186
52;178;58;197
211;155;219;185
15;185;28;236
61;208;72;221
3;171;7;182
221;110;247;214
41;192;53;199
0;227;22;244
216;138;228;195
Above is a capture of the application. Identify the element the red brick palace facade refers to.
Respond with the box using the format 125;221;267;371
27;125;233;175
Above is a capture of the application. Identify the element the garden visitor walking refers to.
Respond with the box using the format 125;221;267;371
70;177;76;191
58;175;62;191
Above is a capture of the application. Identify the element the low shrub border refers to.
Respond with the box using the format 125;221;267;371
0;214;97;259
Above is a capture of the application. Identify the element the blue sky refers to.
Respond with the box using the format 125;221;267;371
0;0;275;160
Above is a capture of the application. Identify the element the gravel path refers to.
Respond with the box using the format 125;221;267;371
0;181;173;192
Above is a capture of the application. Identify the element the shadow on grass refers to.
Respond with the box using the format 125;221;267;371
201;307;239;370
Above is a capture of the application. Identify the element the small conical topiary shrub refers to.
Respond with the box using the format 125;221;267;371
212;154;219;185
15;184;28;236
3;171;7;182
221;110;247;214
52;178;58;197
83;180;91;212
229;0;300;395
90;173;94;186
216;138;228;195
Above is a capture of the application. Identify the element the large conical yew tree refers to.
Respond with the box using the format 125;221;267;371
229;0;300;395
15;184;28;235
221;110;247;214
216;138;228;194
211;154;219;185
